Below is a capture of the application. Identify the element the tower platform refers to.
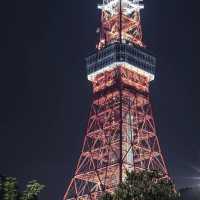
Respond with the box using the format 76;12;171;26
86;43;156;82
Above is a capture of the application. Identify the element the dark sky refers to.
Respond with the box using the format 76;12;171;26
0;0;200;199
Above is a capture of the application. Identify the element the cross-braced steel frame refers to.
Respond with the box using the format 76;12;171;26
64;67;168;200
98;0;144;49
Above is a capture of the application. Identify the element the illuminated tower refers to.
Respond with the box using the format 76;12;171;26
64;0;169;200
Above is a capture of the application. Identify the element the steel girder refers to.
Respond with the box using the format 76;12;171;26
63;67;168;200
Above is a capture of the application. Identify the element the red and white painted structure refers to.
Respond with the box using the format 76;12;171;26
64;1;169;200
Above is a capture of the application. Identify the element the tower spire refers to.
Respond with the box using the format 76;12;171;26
98;0;144;49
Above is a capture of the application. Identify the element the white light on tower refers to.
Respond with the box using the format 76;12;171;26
98;0;144;16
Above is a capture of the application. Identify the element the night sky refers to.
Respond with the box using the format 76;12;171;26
0;0;199;199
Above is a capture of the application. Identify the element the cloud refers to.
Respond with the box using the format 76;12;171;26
183;177;200;180
190;165;200;173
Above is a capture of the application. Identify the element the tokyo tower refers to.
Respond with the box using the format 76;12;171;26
64;0;169;200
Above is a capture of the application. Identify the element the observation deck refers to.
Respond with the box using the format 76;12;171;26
86;43;156;82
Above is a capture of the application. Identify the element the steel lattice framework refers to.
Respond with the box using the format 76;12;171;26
98;0;144;49
63;1;169;200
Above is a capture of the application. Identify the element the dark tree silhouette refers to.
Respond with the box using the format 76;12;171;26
101;171;180;200
0;175;44;200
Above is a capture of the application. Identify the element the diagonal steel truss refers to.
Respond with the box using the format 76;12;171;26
98;0;144;49
64;67;168;200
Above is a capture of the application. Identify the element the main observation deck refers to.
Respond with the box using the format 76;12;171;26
86;43;156;82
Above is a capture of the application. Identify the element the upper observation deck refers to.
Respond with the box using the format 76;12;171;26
86;43;156;82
